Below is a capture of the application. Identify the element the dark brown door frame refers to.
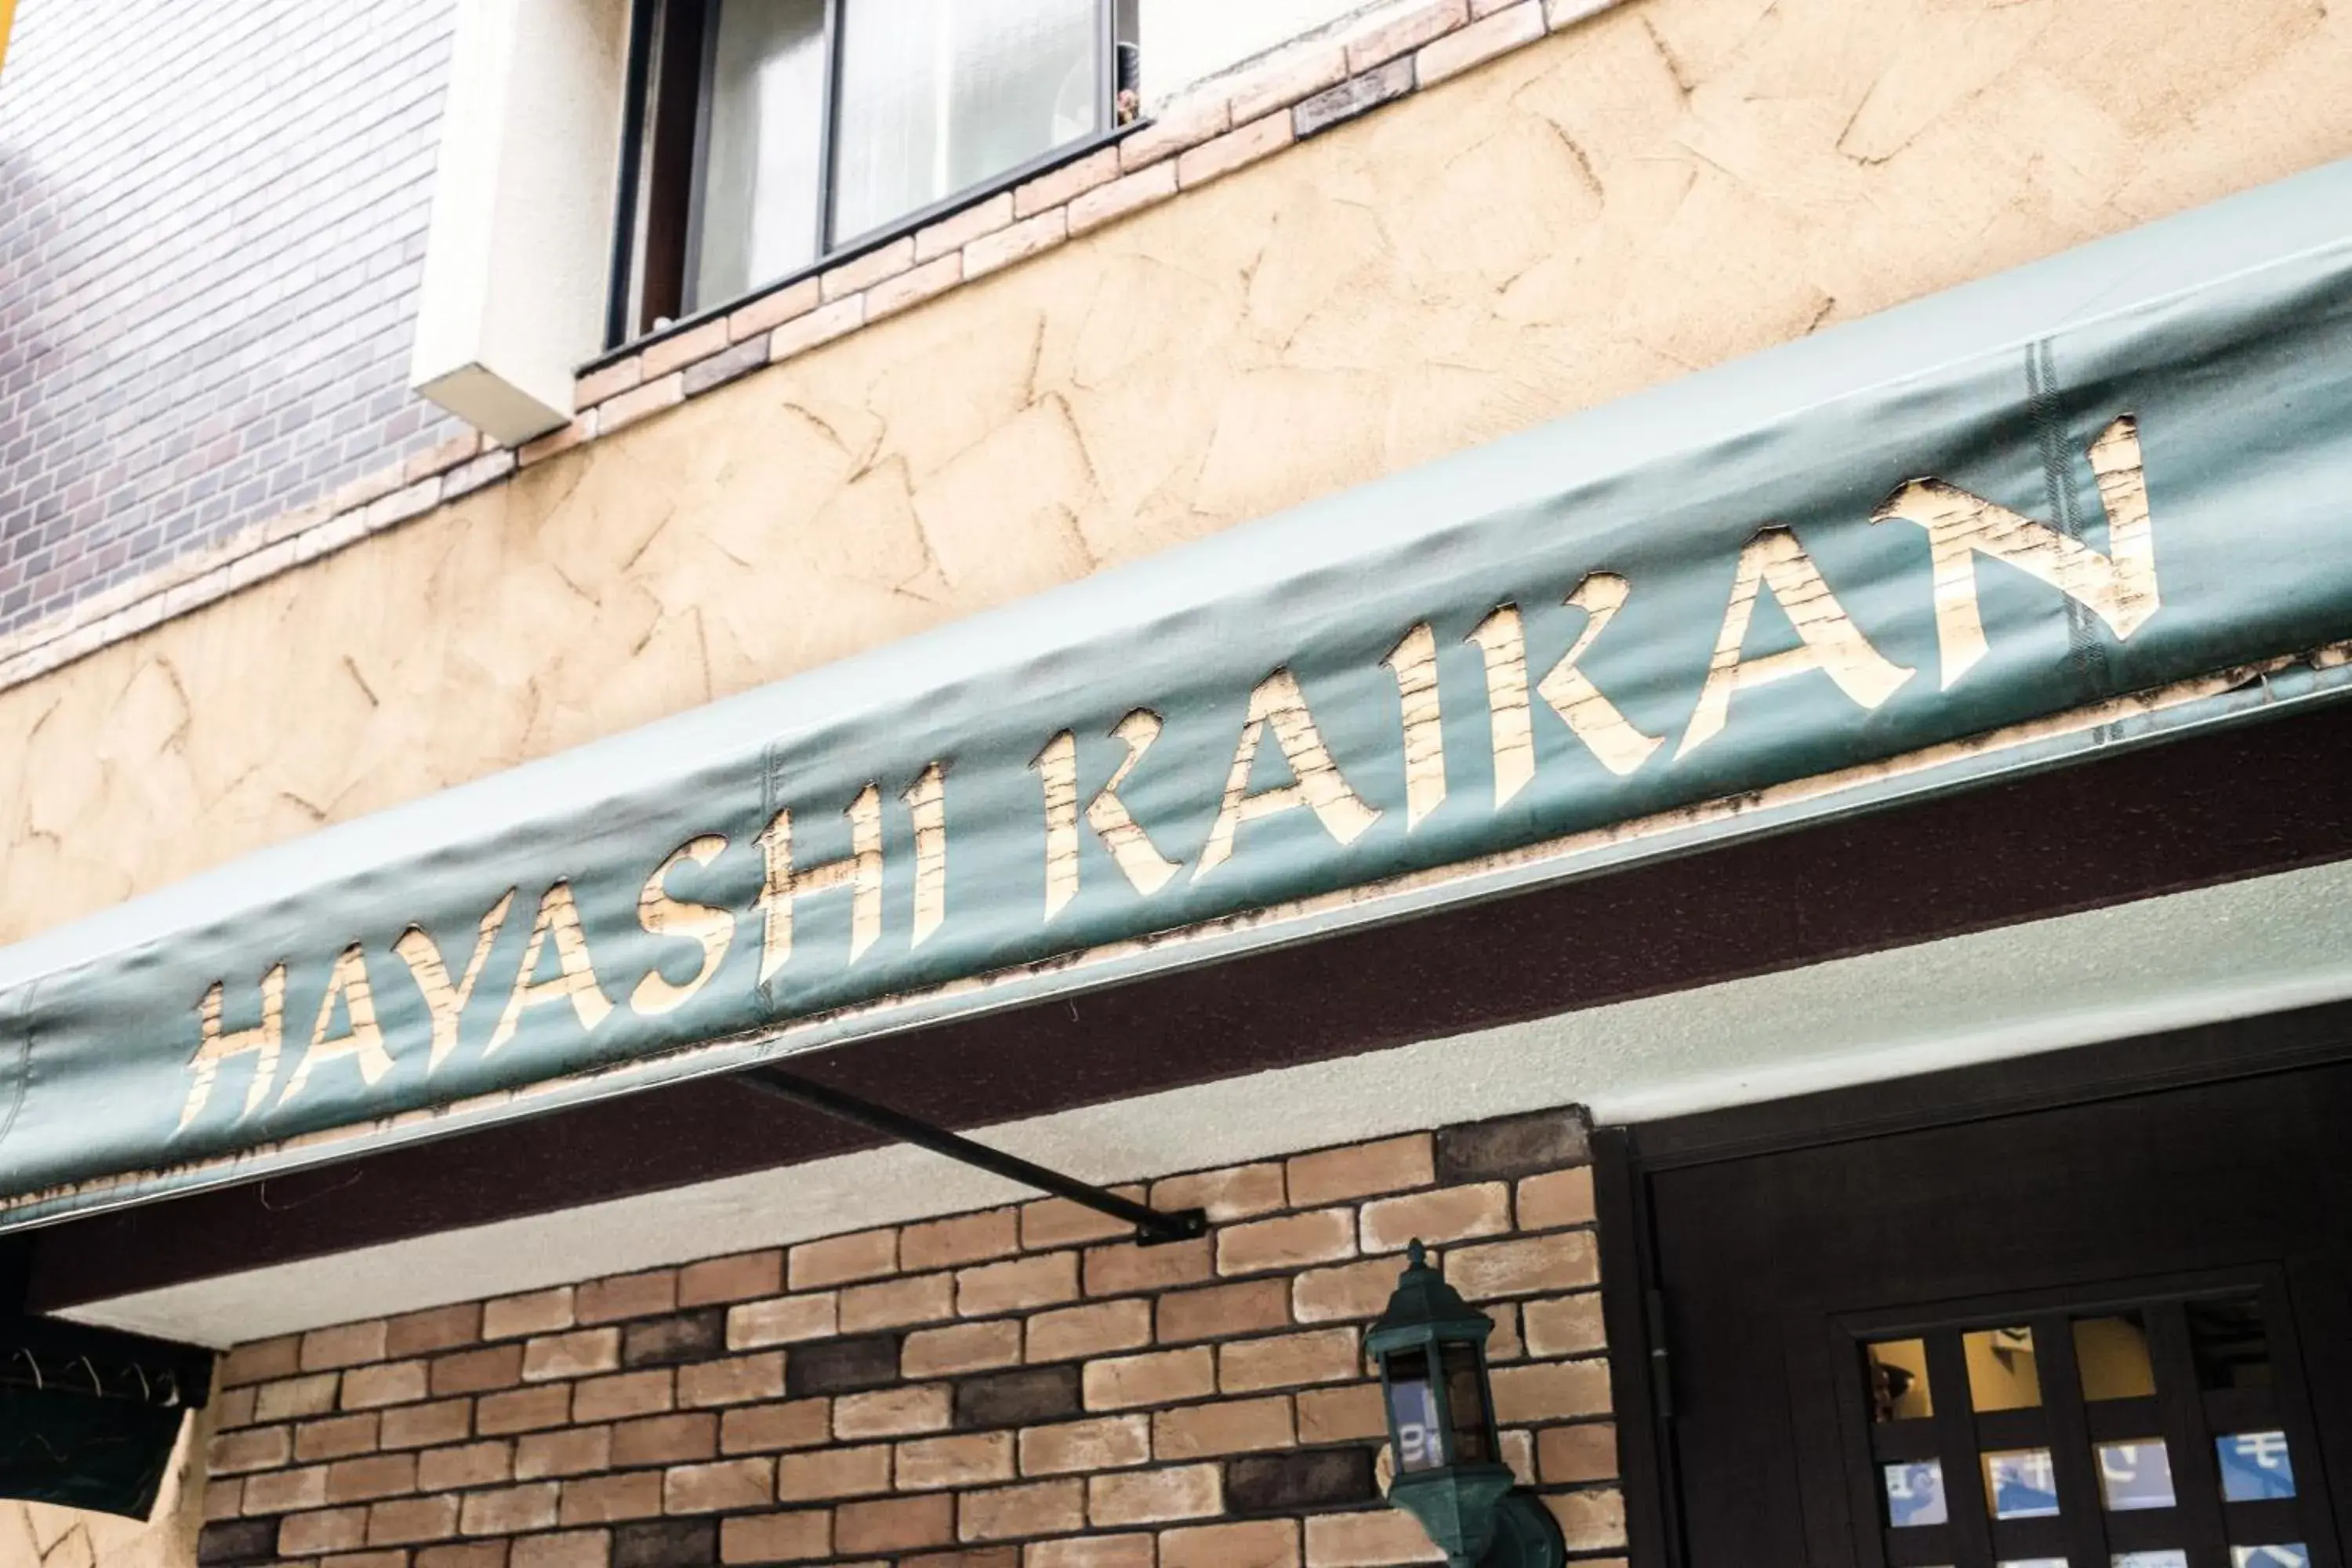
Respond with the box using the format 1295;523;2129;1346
1592;992;2352;1568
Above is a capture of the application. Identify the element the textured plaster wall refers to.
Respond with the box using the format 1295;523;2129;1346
3;0;2350;953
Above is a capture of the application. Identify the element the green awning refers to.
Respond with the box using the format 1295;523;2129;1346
0;1308;212;1518
5;159;2352;1229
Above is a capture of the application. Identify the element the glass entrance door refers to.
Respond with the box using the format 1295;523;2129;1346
1846;1280;2339;1568
1626;1043;2352;1568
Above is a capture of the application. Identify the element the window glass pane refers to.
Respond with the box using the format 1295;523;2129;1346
2098;1439;2176;1511
2188;1296;2274;1391
694;0;829;307
833;0;1100;241
2077;1314;2158;1401
1866;1338;1933;1421
1965;1326;2042;1411
1385;1348;1445;1474
2231;1548;2310;1568
2114;1555;2188;1568
1884;1460;1947;1527
1998;1559;2069;1567
1984;1449;2061;1519
2217;1432;2297;1501
1439;1342;1494;1465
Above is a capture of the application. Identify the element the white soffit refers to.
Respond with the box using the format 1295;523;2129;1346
63;857;2352;1347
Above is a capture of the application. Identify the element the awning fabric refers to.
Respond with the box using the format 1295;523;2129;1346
5;162;2352;1231
0;1391;183;1516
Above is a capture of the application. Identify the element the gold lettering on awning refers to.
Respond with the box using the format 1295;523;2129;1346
1875;416;2159;688
631;837;735;1016
1195;670;1381;880
487;883;615;1053
1679;528;1916;759
278;944;390;1105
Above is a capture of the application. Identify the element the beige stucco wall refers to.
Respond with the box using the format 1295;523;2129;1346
4;0;2347;946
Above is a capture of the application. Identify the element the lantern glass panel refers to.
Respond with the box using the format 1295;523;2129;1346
1386;1346;1447;1472
1442;1341;1496;1464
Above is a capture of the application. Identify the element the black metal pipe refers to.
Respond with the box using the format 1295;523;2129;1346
738;1067;1207;1247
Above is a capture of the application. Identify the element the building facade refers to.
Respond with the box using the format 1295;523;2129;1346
4;2;2352;1567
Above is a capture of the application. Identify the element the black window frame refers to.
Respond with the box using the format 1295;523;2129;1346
601;0;1143;359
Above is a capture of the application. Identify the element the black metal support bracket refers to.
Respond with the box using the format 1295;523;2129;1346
738;1067;1209;1247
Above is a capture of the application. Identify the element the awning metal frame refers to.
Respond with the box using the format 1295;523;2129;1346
738;1067;1208;1247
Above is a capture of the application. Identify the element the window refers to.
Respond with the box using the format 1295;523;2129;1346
1852;1290;2335;1568
609;0;1142;346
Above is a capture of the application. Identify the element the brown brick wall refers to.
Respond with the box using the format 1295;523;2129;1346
0;0;471;638
195;1111;1624;1567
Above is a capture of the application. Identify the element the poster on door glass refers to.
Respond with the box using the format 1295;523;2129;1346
2099;1439;2177;1510
2230;1548;2310;1568
2217;1432;2297;1501
1985;1449;2062;1519
1884;1460;1948;1526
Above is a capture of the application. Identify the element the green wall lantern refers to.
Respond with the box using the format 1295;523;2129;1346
1368;1242;1566;1568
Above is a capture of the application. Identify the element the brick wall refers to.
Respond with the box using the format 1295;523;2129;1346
0;0;470;637
194;1112;1625;1568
